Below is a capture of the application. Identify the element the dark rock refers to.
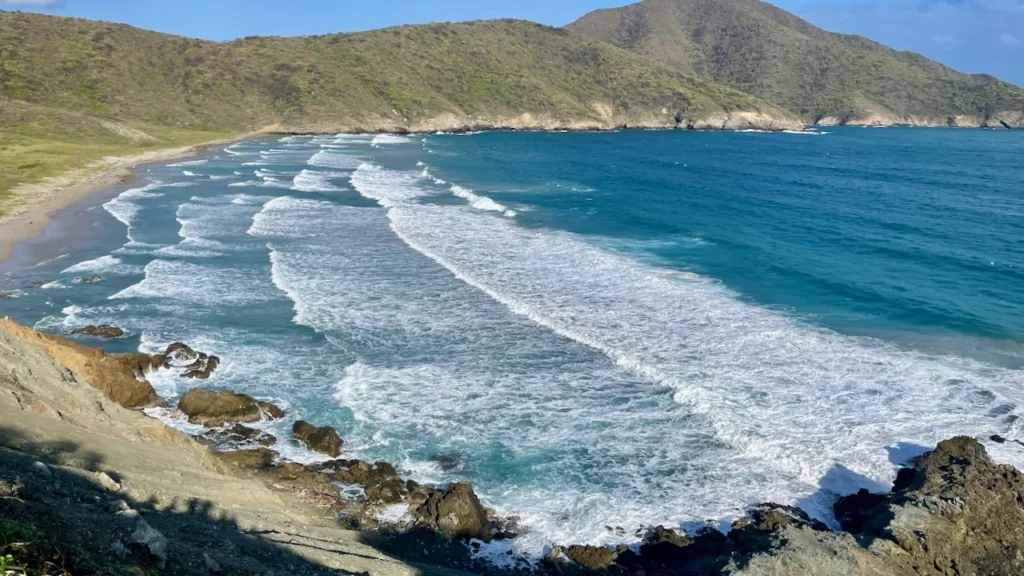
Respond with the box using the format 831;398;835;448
990;434;1008;444
638;525;693;567
414;481;491;542
566;545;614;570
177;389;285;427
292;421;343;457
71;325;125;339
73;275;105;284
317;459;406;503
164;342;199;363
729;503;829;554
198;423;277;449
215;448;278;471
834;488;888;533
431;454;461;472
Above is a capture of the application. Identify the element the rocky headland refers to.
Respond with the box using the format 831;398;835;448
2;317;1023;575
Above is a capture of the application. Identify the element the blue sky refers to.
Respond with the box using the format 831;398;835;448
3;0;1022;86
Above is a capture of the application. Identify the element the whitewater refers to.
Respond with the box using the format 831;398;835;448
3;129;1023;558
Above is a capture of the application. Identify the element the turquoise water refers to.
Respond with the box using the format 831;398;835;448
2;128;1023;555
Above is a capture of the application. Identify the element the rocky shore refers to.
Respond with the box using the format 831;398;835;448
2;318;1023;575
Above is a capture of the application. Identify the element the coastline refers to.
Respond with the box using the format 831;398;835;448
0;131;264;263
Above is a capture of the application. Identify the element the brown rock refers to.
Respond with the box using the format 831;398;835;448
414;481;490;542
292;420;343;457
0;318;163;408
566;545;615;570
177;389;284;427
216;448;278;471
71;325;125;339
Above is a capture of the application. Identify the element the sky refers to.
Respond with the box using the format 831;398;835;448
2;0;1022;86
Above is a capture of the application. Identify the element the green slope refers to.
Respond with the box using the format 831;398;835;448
567;0;1024;123
0;10;783;132
0;9;801;201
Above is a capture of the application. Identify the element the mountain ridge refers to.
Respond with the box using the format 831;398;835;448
567;0;1024;126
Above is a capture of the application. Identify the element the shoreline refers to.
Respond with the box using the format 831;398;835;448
0;131;264;263
2;317;1024;574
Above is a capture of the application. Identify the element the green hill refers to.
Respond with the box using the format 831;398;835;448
0;10;802;203
0;10;786;132
567;0;1024;124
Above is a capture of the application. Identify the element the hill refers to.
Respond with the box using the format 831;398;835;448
0;10;790;132
568;0;1024;126
0;10;804;204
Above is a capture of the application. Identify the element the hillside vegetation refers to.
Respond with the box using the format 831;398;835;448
0;10;777;131
568;0;1024;122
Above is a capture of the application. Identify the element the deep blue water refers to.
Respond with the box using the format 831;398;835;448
1;128;1022;556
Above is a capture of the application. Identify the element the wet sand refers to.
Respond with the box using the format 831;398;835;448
0;133;261;263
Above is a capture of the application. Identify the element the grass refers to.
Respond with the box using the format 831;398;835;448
0;99;230;213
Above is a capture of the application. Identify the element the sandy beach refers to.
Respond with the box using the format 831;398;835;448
0;132;261;262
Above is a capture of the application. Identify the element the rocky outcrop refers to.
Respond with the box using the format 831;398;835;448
0;317;163;408
198;423;277;450
71;324;125;338
72;274;105;284
268;107;808;135
318;459;407;504
163;342;220;379
216;447;280;471
815;110;1024;128
292;420;343;457
414;481;491;542
552;437;1024;575
177;389;285;427
831;436;1024;576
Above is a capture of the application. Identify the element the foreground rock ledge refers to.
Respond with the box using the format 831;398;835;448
543;436;1024;576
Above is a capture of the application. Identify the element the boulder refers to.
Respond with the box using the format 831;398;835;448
414;481;490;542
566;545;615;570
292;420;343;457
177;389;284;427
71;325;125;339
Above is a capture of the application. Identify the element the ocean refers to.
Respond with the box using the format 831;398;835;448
2;128;1023;557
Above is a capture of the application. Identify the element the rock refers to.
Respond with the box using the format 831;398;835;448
543;545;566;564
431;454;460;472
131;518;169;565
164;342;200;364
833;436;1024;575
71;325;125;338
729;503;829;554
177;389;284;427
215;448;279;471
73;275;105;284
0;318;164;408
318;459;406;503
31;460;51;477
414;481;491;542
566;545;615;570
266;462;336;493
95;471;121;493
203;551;222;573
198;423;277;449
292;420;343;457
833;488;887;533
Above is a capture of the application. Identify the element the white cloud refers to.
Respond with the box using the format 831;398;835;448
1001;33;1022;45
